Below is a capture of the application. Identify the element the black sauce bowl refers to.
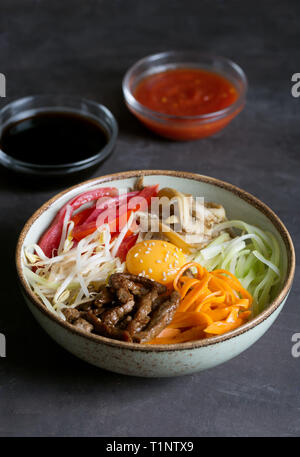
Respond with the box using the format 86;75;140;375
0;95;118;178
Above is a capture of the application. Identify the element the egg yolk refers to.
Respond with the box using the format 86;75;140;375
126;240;186;284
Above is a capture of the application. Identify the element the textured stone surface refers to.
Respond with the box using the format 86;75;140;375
0;0;299;437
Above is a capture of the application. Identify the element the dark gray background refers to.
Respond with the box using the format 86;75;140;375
0;0;299;437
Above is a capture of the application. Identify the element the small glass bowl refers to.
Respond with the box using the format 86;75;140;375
122;51;248;140
0;94;118;176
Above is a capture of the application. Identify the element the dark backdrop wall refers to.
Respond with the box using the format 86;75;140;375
0;0;299;437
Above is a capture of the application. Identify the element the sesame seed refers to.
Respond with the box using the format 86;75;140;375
174;253;179;259
163;243;167;247
169;264;172;269
145;250;151;254
139;259;143;263
134;253;139;258
148;268;153;273
156;260;162;264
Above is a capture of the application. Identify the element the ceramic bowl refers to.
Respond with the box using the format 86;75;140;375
16;171;295;377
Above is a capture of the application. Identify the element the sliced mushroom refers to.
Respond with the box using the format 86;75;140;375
157;187;226;247
158;220;192;253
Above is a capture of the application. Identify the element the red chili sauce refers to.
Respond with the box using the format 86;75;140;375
134;68;238;117
132;68;240;140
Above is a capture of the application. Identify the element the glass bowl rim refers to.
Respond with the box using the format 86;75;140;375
0;94;118;173
122;50;248;122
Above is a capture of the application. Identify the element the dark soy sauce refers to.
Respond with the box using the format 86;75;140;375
0;111;109;165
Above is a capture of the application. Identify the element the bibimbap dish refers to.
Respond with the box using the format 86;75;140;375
20;175;291;343
16;171;295;377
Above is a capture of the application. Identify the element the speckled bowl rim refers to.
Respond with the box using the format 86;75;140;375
16;170;295;353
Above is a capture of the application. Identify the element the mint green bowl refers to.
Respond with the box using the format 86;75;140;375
16;171;295;377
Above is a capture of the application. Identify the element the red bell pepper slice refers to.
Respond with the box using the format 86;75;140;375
66;187;118;212
38;187;118;257
128;184;159;212
124;184;159;235
71;205;96;226
72;203;130;241
72;185;159;243
116;234;139;262
84;191;140;225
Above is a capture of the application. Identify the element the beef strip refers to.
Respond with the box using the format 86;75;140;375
118;315;133;330
73;317;93;333
85;311;132;342
94;286;114;307
133;291;181;343
109;273;152;305
126;288;159;336
76;301;93;312
110;273;166;295
151;294;168;311
101;298;135;326
62;307;81;323
65;273;180;344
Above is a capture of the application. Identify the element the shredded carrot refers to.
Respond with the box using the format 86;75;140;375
156;328;181;339
169;311;213;329
149;262;253;345
149;326;206;345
